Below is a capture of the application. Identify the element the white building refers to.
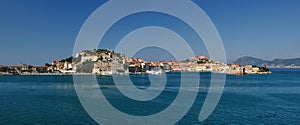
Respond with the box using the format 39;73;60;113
80;56;98;64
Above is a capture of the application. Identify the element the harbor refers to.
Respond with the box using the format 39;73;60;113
0;49;272;76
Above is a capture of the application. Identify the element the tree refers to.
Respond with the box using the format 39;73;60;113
65;56;73;62
197;59;207;64
45;63;52;67
258;66;269;72
0;66;9;72
73;56;81;63
58;56;81;63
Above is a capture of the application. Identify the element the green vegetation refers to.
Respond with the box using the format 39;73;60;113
0;66;9;72
59;56;81;63
258;66;269;72
45;63;52;67
234;56;269;66
77;60;94;73
234;56;300;67
197;59;208;64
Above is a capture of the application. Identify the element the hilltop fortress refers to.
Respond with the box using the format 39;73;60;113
70;49;271;75
0;49;271;75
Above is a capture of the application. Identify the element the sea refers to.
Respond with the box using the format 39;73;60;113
0;68;299;124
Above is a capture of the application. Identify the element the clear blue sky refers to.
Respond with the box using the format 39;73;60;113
0;0;299;65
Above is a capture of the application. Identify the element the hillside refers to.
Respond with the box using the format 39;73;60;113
234;56;300;67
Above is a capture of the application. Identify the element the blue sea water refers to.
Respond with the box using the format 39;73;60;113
0;69;299;124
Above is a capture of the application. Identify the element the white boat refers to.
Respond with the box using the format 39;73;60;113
146;70;163;75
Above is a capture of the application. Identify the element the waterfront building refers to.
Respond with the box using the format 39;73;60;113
63;61;73;70
10;64;30;71
32;66;48;73
128;64;142;73
162;63;171;72
70;49;270;75
52;60;60;66
47;66;54;72
51;60;64;70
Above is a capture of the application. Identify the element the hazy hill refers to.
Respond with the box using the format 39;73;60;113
234;56;300;67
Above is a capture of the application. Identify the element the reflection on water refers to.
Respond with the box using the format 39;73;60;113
0;70;299;124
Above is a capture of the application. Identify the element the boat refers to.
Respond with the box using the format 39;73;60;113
146;70;163;75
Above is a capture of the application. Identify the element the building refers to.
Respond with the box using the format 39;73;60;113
170;62;181;71
252;67;260;72
32;66;48;73
52;60;64;70
128;61;142;73
80;56;98;63
10;64;30;71
71;49;271;75
193;56;208;61
230;64;240;70
162;63;171;72
52;60;60;66
195;64;206;72
0;64;4;68
227;64;245;75
63;61;72;70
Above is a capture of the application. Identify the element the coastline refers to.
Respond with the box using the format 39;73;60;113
0;70;273;76
268;67;300;69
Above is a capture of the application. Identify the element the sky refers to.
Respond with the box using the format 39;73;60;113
0;0;299;65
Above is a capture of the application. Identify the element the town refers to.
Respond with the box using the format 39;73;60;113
0;49;271;75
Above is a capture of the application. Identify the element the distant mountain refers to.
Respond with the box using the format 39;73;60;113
234;56;300;67
234;56;269;66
